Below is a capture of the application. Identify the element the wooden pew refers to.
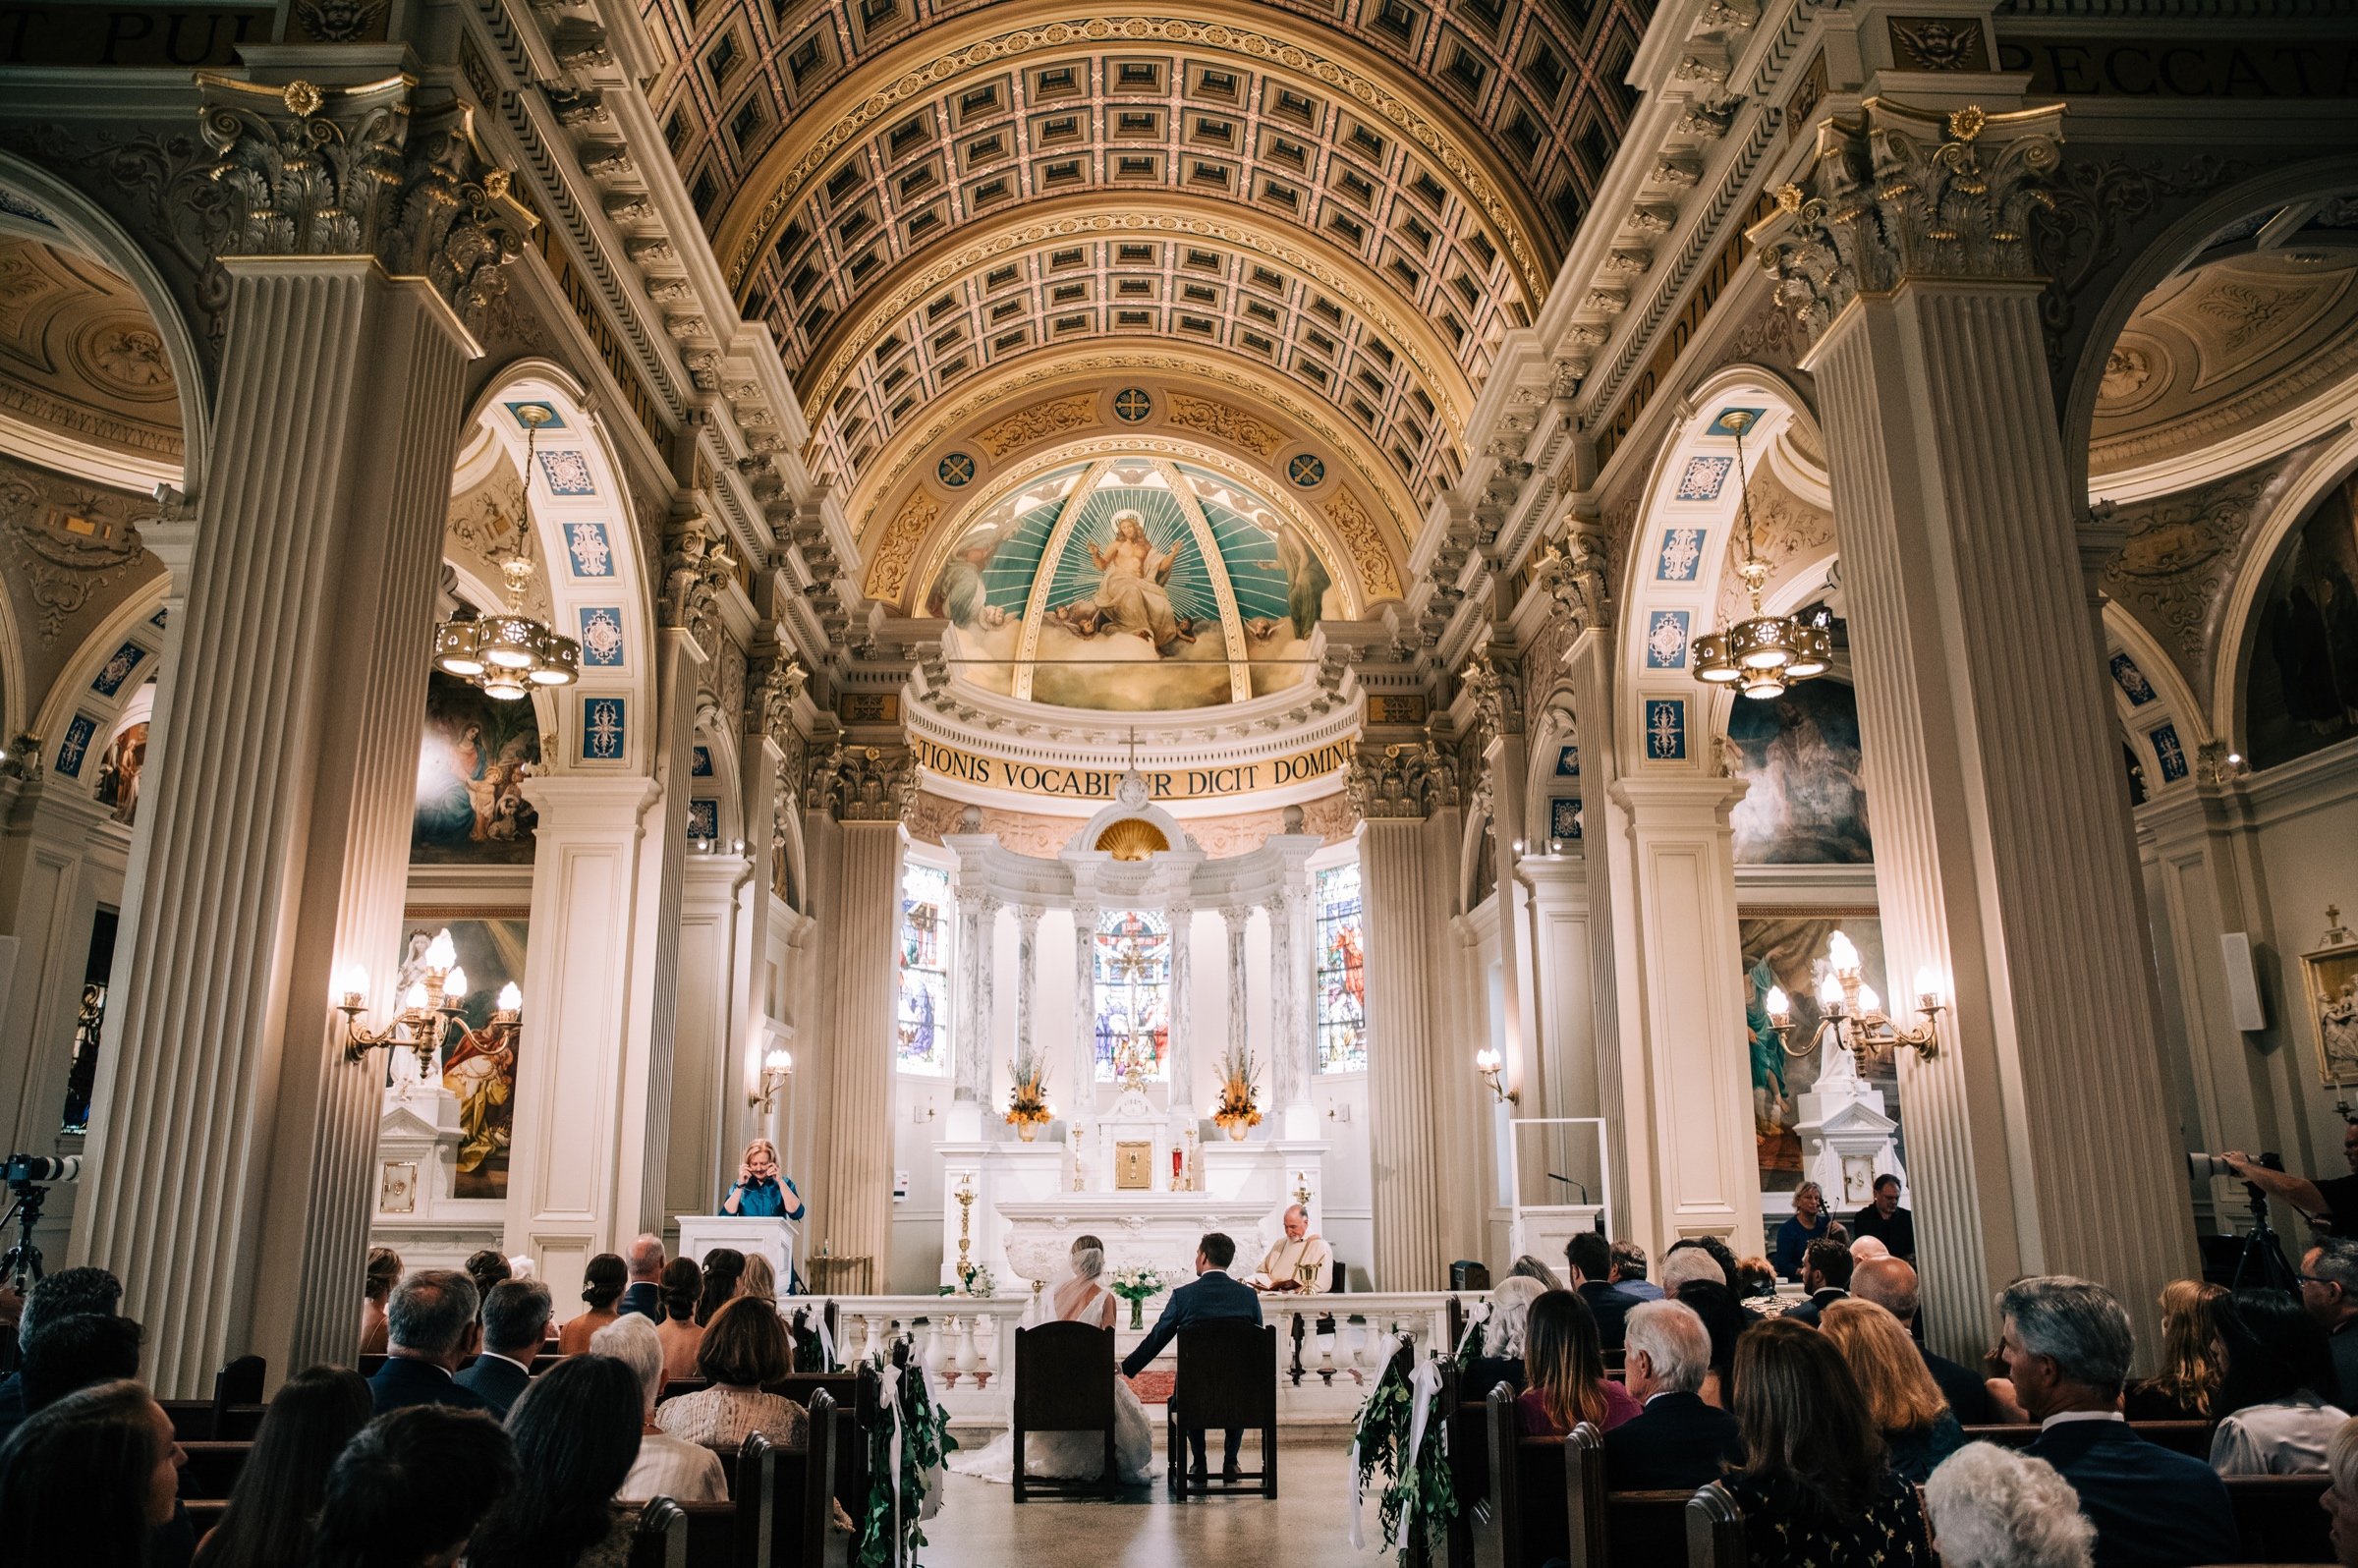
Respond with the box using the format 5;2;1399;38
177;1439;253;1500
1960;1421;2213;1458
628;1496;689;1568
1685;1484;1743;1568
1468;1385;1579;1568
730;1388;837;1568
2225;1473;2330;1563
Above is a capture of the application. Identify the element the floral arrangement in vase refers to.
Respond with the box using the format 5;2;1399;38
1110;1266;1165;1330
1210;1042;1263;1140
957;1261;995;1298
1005;1048;1050;1141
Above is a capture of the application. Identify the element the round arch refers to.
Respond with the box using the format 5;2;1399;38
2210;418;2358;760
31;575;170;807
0;149;210;500
456;361;657;777
2100;601;2210;805
687;713;745;845
1524;684;1581;848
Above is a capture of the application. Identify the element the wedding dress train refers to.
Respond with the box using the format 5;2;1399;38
948;1279;1154;1485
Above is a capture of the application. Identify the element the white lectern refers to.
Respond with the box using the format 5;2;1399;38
676;1214;798;1287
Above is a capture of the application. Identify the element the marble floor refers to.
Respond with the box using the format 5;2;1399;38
921;1433;1389;1567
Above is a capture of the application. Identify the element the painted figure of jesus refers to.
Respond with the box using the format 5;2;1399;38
1086;512;1189;649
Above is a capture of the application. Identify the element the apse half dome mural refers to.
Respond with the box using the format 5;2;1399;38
926;457;1342;712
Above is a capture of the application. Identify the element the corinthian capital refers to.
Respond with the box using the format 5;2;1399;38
1345;741;1450;821
1461;648;1525;740
659;514;733;637
1748;98;2064;340
815;744;915;822
744;642;809;747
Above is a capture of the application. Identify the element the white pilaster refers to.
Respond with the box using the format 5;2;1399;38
1166;896;1193;1122
815;817;905;1269
666;852;749;1228
1071;892;1099;1109
1357;813;1449;1290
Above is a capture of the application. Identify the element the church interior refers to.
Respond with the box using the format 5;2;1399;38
3;0;2358;1562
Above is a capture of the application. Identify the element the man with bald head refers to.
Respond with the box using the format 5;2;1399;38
619;1233;666;1320
1246;1205;1332;1293
1853;1255;1993;1424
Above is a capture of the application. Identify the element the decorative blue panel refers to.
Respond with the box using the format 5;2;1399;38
148;606;169;630
578;605;625;665
505;401;564;428
1644;609;1691;670
564;521;615;578
55;713;97;778
688;798;719;840
937;452;976;487
1675;455;1732;501
89;641;148;697
692;745;714;777
1645;698;1687;761
538;449;596;495
1287;453;1325;487
1656;528;1705;582
2109;652;2156;705
1707;407;1767;437
582;697;627;761
1549;797;1584;841
1554;744;1580;777
2151;722;2188;784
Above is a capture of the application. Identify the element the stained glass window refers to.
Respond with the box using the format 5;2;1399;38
1093;910;1170;1082
1315;863;1368;1073
895;863;952;1075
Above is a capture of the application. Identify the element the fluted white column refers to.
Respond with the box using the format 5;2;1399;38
1564;629;1646;1240
71;261;472;1391
815;817;904;1270
1268;883;1305;1117
1811;280;2197;1352
1166;898;1194;1113
1358;818;1448;1290
1071;895;1099;1110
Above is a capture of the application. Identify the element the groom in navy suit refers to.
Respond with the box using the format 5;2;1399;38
1122;1232;1263;1479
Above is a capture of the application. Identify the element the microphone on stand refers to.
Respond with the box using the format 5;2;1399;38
1547;1172;1589;1204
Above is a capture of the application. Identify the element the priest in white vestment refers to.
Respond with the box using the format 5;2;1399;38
1246;1204;1332;1293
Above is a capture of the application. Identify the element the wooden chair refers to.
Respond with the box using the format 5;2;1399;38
1686;1482;1745;1568
627;1497;689;1568
1011;1320;1119;1502
1166;1320;1277;1500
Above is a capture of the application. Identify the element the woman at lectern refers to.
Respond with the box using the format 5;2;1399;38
719;1139;804;1222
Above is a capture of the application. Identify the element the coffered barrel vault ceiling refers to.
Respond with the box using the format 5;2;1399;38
639;0;1658;518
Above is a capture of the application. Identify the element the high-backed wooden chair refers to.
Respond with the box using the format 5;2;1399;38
1166;1320;1277;1499
1687;1483;1746;1568
627;1497;689;1568
1010;1320;1118;1502
208;1355;264;1441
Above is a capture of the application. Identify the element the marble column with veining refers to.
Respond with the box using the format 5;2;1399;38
1013;904;1042;1082
71;260;475;1392
1221;904;1251;1085
1268;882;1307;1117
1166;899;1194;1121
953;885;991;1104
1070;896;1099;1116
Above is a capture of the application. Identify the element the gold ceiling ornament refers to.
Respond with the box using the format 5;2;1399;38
976;393;1101;459
863;489;942;606
1166;393;1285;458
1095;816;1171;862
1689;410;1831;700
431;405;581;700
1320;485;1402;599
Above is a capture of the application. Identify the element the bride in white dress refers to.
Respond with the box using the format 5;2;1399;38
949;1235;1154;1484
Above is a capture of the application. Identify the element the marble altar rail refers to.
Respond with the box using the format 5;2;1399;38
825;1292;1467;1428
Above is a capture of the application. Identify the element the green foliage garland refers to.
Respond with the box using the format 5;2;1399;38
854;1351;960;1568
1348;1347;1459;1563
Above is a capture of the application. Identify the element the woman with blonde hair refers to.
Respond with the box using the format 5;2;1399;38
1820;1297;1964;1483
740;1253;778;1304
1464;1275;1546;1398
359;1247;402;1356
2124;1278;2226;1421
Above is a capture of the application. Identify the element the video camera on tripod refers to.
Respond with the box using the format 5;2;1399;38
3;1153;82;1293
2188;1148;2295;1292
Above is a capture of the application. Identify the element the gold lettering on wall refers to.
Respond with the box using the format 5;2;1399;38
912;734;1356;801
1994;37;2358;98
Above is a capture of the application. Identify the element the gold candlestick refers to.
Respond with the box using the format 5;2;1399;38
954;1175;976;1288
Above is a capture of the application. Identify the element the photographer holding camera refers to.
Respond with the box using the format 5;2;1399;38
2218;1121;2358;1234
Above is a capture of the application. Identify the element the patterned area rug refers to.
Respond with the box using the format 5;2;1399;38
1126;1370;1174;1405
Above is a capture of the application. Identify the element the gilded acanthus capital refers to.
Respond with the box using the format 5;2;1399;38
659;514;733;637
814;743;916;822
1461;648;1525;740
1345;740;1450;821
196;76;533;322
743;644;809;747
1748;98;2065;340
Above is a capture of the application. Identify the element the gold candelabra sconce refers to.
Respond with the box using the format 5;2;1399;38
953;1174;977;1286
1766;929;1945;1068
751;1046;793;1110
334;927;510;1070
1475;1045;1519;1104
1292;1169;1313;1209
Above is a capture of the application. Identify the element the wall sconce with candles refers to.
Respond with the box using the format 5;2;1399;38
333;927;516;1069
1475;1046;1520;1103
1765;928;1945;1068
751;1046;793;1110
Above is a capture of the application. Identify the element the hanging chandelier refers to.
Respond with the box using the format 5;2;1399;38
431;405;580;700
1689;409;1831;700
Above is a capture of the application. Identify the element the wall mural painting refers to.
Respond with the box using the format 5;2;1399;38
1741;914;1902;1192
1727;680;1872;865
2247;469;2358;771
400;915;528;1200
927;457;1341;712
413;672;540;864
92;719;147;826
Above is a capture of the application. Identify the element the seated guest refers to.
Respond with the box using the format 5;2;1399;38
0;1377;185;1568
1923;1442;2096;1568
0;1264;121;1439
2122;1279;2224;1422
740;1253;778;1306
694;1248;748;1327
1505;1254;1564;1291
1660;1246;1726;1293
19;1313;144;1417
1783;1238;1853;1326
1851;1174;1916;1260
2325;1417;2358;1568
654;1295;810;1451
1852;1256;1994;1425
1517;1288;1640;1437
457;1280;553;1418
360;1248;401;1358
1819;1298;1964;1483
558;1255;628;1356
1849;1236;1891;1266
1119;1232;1263;1482
1610;1241;1663;1302
463;1250;513;1313
466;1356;644;1568
2208;1285;2346;1475
2304;1239;2358;1408
191;1365;370;1568
592;1314;724;1505
1672;1278;1750;1409
618;1235;665;1322
1563;1231;1639;1352
1463;1276;1544;1398
2004;1276;2238;1568
367;1270;490;1416
1734;1256;1781;1303
309;1406;517;1568
654;1258;705;1382
1606;1300;1741;1490
1773;1182;1834;1281
1719;1317;1934;1568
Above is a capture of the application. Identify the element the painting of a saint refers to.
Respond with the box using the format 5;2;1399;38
1739;915;1902;1191
92;720;147;826
398;916;527;1199
1727;681;1872;864
2247;472;2358;770
413;673;540;864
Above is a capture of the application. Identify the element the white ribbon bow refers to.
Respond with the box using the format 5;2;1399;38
1453;1300;1492;1360
814;1301;837;1369
1347;1332;1417;1552
1400;1356;1444;1539
878;1358;907;1568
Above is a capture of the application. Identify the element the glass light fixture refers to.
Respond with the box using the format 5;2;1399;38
433;406;581;699
1690;410;1831;702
